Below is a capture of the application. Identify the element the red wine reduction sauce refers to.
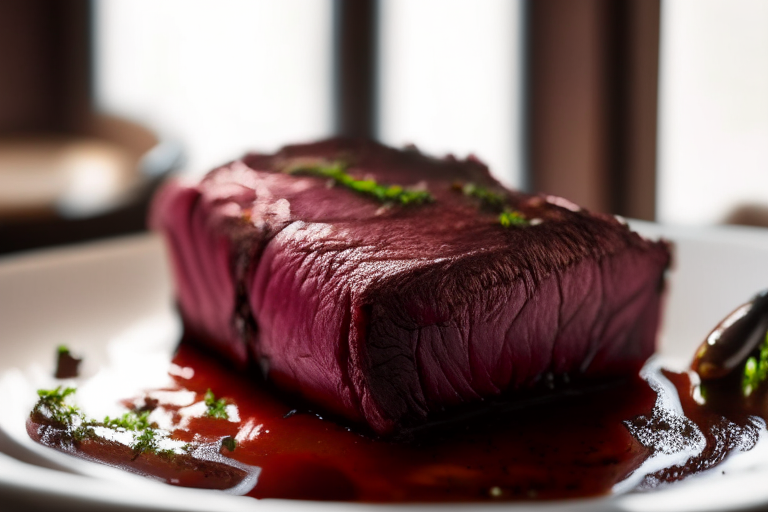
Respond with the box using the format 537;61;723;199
27;343;765;502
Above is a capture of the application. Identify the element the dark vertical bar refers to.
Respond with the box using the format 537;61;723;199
334;0;377;139
55;0;93;133
605;0;628;216
526;0;660;219
0;0;91;135
519;0;533;194
0;0;59;133
527;0;613;213
616;0;661;221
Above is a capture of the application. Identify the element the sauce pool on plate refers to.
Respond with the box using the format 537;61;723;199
26;336;767;502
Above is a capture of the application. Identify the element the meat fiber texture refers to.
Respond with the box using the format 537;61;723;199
151;139;670;436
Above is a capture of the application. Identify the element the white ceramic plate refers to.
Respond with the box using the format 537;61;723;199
1;222;768;512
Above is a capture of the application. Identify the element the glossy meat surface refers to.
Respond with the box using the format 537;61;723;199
151;139;670;435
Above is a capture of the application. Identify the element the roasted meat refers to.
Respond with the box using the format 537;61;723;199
151;139;670;435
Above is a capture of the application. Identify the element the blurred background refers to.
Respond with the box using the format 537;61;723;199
0;0;766;255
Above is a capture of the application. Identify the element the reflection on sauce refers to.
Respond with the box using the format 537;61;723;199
621;360;761;491
27;342;767;502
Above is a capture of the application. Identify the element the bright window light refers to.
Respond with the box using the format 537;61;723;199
658;0;768;224
95;0;333;176
378;0;524;188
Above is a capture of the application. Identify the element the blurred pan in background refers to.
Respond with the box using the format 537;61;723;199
0;0;182;255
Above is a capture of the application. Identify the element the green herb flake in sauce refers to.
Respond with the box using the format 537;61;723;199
742;331;768;397
131;428;160;456
32;387;172;456
221;436;237;452
104;410;152;431
157;448;176;460
35;386;81;423
286;161;433;206
204;388;230;419
34;387;96;442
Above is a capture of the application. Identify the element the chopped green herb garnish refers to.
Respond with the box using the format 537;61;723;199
35;386;81;423
72;421;98;442
132;428;159;456
499;209;529;227
742;331;768;396
454;181;530;227
103;410;152;431
32;387;170;457
33;387;95;441
37;386;76;402
286;160;433;206
204;389;229;419
456;182;506;210
158;448;176;459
